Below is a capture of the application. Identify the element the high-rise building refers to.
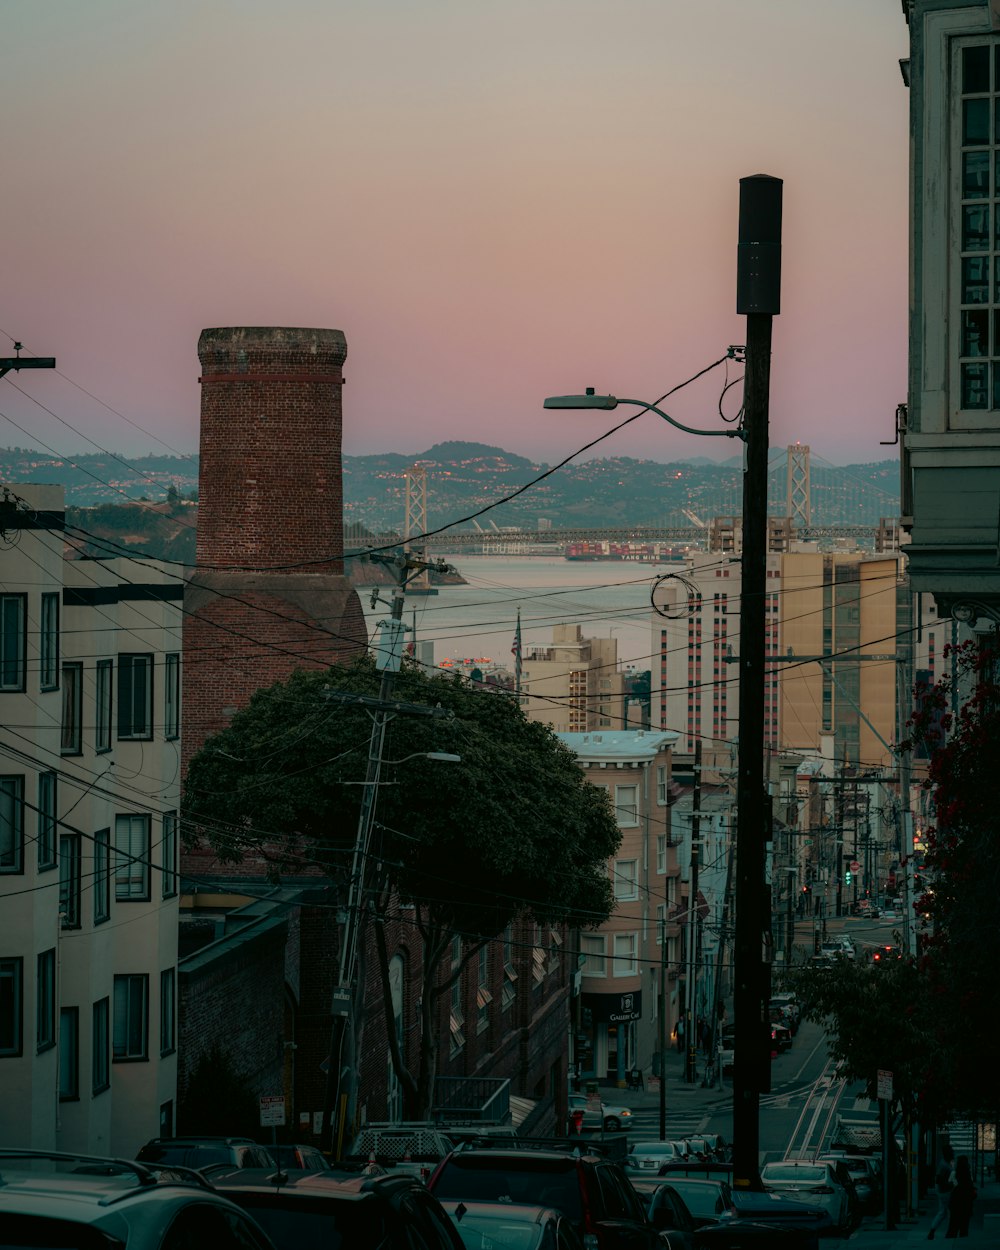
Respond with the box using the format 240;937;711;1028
519;624;625;732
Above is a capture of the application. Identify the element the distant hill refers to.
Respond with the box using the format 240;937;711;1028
0;442;900;535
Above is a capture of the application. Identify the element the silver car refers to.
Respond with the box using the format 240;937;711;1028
760;1159;852;1233
625;1139;688;1172
568;1093;634;1132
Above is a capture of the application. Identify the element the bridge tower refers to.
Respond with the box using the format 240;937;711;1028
786;444;811;529
404;466;435;593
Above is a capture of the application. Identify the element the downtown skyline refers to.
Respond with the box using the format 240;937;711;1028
2;1;908;469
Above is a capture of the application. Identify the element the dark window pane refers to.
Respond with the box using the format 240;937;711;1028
962;361;989;408
992;362;1000;411
964;149;990;199
965;44;990;94
964;204;990;250
963;309;989;356
964;256;990;304
964;98;990;144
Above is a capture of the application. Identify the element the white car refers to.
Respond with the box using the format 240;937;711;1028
568;1092;634;1131
760;1160;853;1234
625;1139;688;1171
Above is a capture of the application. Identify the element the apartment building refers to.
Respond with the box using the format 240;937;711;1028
0;485;181;1155
520;625;624;732
555;729;678;1087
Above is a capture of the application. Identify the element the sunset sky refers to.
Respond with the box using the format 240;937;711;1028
1;1;909;468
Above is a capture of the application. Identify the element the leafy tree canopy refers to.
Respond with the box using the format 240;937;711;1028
183;658;621;941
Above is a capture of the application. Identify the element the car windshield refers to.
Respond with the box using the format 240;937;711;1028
661;1180;723;1217
763;1166;825;1184
633;1143;676;1156
433;1160;582;1218
452;1213;543;1250
224;1192;377;1250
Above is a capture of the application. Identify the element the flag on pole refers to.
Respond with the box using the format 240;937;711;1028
512;609;523;697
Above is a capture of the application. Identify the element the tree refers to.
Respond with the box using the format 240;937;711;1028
903;640;1000;1118
178;1043;259;1137
183;657;621;1117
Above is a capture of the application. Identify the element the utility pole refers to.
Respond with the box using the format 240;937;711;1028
658;915;667;1140
0;342;56;379
685;740;702;1083
320;550;455;1153
732;173;782;1191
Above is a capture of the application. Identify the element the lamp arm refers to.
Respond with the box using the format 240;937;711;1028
618;399;744;440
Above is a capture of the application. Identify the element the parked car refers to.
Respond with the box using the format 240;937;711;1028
657;1161;735;1182
444;1200;584;1250
137;1136;276;1170
630;1178;699;1250
648;1176;733;1228
428;1143;662;1248
268;1143;332;1173
817;1153;882;1215
0;1148;277;1250
681;1134;729;1162
209;1166;465;1249
730;1189;833;1237
626;1139;689;1172
770;1021;793;1053
769;994;801;1033
568;1092;635;1132
760;1160;853;1234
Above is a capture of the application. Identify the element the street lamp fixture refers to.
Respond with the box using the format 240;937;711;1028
543;390;743;440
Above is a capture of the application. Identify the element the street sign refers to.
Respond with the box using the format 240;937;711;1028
850;861;861;873
877;1069;892;1101
259;1095;286;1128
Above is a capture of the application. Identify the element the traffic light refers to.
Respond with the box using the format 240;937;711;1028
845;868;852;886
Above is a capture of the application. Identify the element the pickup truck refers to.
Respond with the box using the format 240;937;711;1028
347;1123;456;1183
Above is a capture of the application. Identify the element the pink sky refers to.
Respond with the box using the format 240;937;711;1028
1;1;909;467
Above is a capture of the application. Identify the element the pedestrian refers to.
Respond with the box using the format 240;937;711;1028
675;1015;685;1053
944;1154;976;1239
927;1141;954;1240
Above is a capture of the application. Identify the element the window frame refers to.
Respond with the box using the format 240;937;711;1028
95;659;113;754
36;948;56;1053
612;931;639;977
614;783;639;827
0;594;27;692
0;775;25;875
37;771;57;871
113;973;148;1062
161;811;178;899
92;997;110;1094
164;652;180;740
39;592;59;691
613;858;639;901
656;832;667;875
114;813;151;902
59;1006;79;1102
60;661;83;755
117;653;153;741
93;828;111;924
580;933;607;977
160;967;175;1057
58;833;81;929
0;956;23;1057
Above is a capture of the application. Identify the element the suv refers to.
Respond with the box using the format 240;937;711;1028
137;1137;276;1170
0;1148;277;1249
209;1167;464;1249
428;1143;661;1248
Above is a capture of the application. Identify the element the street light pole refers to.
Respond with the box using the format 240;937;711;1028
732;173;782;1191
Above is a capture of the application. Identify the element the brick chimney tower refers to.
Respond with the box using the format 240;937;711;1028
183;326;367;776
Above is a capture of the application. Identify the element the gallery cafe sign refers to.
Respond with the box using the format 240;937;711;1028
582;990;643;1024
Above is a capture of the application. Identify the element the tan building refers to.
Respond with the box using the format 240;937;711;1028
520;625;625;732
556;730;679;1087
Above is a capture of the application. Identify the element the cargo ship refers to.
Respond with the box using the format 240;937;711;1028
564;541;687;562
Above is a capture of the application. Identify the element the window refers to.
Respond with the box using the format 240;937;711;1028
613;858;638;901
0;776;24;874
95;660;112;753
0;594;26;691
37;948;55;1052
0;957;22;1056
59;1007;79;1101
581;933;607;977
476;946;491;1035
657;764;668;805
612;932;638;977
164;653;180;740
115;814;150;900
161;811;178;899
449;979;465;1056
92;997;110;1093
37;772;57;871
656;903;666;944
113;974;148;1060
501;925;517;1011
160;968;175;1056
40;593;59;690
614;784;639;827
93;829;111;924
118;654;153;739
59;835;81;928
60;662;83;754
656;833;667;875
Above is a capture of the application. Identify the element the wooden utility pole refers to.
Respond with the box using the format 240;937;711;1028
732;174;782;1191
685;740;702;1083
